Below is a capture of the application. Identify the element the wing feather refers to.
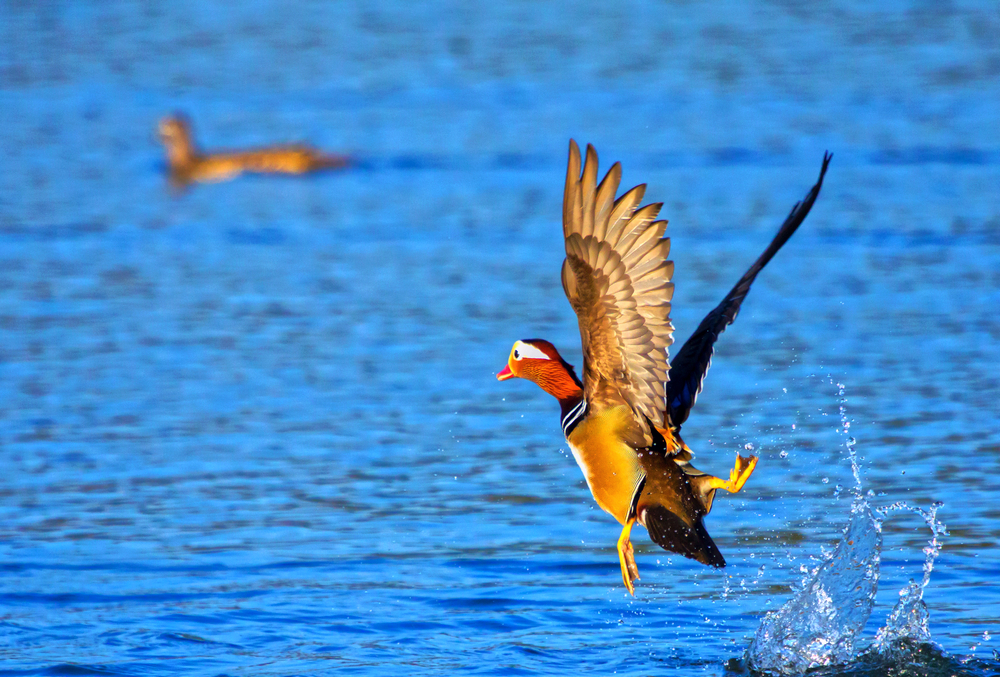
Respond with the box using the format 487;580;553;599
593;163;621;241
580;145;599;237
562;140;675;430
608;185;646;236
563;142;582;240
667;152;832;429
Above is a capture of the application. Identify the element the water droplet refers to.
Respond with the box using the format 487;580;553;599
744;443;755;451
779;451;789;459
791;424;796;430
822;477;829;484
984;631;991;641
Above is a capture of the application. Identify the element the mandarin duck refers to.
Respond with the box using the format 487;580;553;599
498;141;831;594
158;114;350;188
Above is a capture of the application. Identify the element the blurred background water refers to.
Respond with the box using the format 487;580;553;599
1;1;999;675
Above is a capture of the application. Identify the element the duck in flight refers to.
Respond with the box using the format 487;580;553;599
497;141;831;594
158;114;350;189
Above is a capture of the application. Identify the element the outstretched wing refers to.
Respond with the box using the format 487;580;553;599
667;152;832;429
561;141;674;430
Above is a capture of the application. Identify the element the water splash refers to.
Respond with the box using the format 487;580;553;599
874;580;931;649
872;501;947;654
743;384;949;676
835;381;862;497
745;500;882;675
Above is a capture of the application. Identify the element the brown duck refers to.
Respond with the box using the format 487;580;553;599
498;141;830;594
158;114;350;188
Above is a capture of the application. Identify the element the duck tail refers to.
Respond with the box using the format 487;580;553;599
311;152;351;171
643;504;726;568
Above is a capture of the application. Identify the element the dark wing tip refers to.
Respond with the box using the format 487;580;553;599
818;150;833;183
785;150;833;219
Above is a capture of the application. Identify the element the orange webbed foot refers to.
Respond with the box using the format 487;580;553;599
709;454;758;494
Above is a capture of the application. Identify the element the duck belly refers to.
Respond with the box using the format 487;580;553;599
565;407;643;524
190;157;245;183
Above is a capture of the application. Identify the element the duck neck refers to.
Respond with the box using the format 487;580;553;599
165;131;197;169
531;361;583;408
557;390;586;437
558;391;585;417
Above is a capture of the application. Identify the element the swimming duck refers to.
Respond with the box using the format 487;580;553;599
498;141;830;594
157;114;350;188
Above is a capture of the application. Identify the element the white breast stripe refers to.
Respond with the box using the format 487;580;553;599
627;472;647;521
561;400;587;437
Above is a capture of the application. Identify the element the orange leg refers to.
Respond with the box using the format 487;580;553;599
617;519;640;595
708;454;758;493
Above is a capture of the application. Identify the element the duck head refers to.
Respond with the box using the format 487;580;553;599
497;339;583;402
158;114;196;168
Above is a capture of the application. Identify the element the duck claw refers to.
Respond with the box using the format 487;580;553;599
708;454;759;493
729;454;758;493
617;519;640;595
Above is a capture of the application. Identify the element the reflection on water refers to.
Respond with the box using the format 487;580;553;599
2;0;1000;675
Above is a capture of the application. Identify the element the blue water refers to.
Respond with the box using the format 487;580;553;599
2;1;999;675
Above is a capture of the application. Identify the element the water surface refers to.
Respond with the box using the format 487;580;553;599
1;1;999;675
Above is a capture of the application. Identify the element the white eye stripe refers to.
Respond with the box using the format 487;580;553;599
513;341;551;361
